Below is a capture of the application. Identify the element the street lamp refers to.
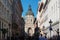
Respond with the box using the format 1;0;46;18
56;28;60;40
8;24;11;40
43;26;45;31
49;19;53;40
57;29;59;36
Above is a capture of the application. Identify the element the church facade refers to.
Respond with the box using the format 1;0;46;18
24;5;35;36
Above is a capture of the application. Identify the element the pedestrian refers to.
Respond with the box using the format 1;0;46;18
33;18;40;40
39;34;48;40
57;35;60;40
33;26;40;40
7;36;10;40
27;27;33;40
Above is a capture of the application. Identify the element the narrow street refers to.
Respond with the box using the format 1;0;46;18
0;0;60;40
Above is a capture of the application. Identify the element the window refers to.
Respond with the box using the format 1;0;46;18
3;0;6;4
2;22;3;28
4;23;6;28
2;5;4;13
9;0;13;3
0;2;2;15
7;10;10;20
31;19;32;22
0;2;2;7
7;10;9;13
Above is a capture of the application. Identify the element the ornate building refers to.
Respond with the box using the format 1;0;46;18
0;0;13;40
25;5;35;36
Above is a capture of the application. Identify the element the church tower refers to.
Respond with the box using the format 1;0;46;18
25;5;35;36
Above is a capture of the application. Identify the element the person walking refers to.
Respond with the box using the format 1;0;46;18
27;28;33;40
33;18;40;40
39;34;48;40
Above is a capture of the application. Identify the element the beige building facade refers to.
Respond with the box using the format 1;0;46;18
25;5;35;36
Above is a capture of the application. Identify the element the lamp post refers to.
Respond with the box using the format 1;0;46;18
57;29;59;36
56;28;60;40
43;26;45;30
49;19;53;40
43;26;45;35
8;24;11;40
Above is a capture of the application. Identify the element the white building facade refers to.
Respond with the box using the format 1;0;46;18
37;0;60;38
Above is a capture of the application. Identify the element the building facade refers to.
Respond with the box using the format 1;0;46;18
0;0;24;39
25;5;35;36
37;0;60;38
12;0;24;37
0;0;12;40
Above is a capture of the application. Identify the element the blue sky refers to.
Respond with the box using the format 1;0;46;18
21;0;40;17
